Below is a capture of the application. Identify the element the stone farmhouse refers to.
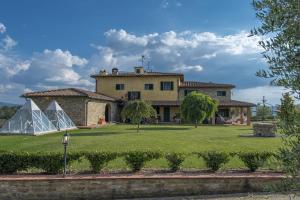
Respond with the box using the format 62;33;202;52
23;66;255;126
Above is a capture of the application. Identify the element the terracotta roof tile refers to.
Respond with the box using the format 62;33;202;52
180;81;235;88
22;88;115;101
91;71;184;78
218;100;255;107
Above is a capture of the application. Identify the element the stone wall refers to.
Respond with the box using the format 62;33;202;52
0;175;284;199
29;97;87;126
86;100;118;125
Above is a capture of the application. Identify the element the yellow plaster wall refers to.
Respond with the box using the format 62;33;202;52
96;76;180;101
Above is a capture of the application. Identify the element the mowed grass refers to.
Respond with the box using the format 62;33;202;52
0;124;283;171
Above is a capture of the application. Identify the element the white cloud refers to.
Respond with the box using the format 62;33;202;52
233;86;294;105
0;23;6;34
13;49;92;88
174;65;203;72
2;36;17;51
0;84;13;93
90;29;262;73
161;0;169;8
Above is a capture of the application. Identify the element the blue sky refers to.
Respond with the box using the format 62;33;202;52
0;0;290;104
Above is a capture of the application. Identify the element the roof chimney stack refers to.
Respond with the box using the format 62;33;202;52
112;68;119;75
134;66;145;74
99;69;108;75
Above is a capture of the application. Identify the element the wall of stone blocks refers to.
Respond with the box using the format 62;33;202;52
29;97;87;126
0;176;284;200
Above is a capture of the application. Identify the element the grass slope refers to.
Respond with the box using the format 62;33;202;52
0;124;282;170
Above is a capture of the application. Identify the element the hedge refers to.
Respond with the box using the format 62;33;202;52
0;150;275;174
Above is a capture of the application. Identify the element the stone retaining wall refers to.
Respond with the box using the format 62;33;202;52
0;174;285;199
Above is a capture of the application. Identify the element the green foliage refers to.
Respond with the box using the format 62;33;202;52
181;92;218;127
0;106;20;127
0;106;20;120
251;0;300;94
198;151;229;172
121;100;156;132
238;152;273;172
123;151;161;172
84;151;118;173
0;151;30;174
255;105;273;121
277;93;300;178
165;152;185;172
30;152;81;174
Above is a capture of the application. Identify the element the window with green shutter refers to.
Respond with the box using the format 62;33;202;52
160;82;174;91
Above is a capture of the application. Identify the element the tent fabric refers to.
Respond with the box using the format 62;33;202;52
44;100;76;131
0;100;57;135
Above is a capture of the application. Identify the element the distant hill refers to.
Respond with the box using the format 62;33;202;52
0;102;20;107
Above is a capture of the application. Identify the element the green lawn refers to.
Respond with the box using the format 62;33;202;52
0;124;283;170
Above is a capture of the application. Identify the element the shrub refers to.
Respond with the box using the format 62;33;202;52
238;152;273;172
123;151;161;172
84;151;118;173
198;151;229;172
165;152;185;172
30;152;81;174
0;151;30;174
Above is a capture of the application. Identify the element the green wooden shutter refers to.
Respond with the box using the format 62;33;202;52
170;82;174;90
160;82;163;90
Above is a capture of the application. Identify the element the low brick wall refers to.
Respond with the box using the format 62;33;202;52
0;174;285;199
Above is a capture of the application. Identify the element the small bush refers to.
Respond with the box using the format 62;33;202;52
198;151;229;172
84;151;118;173
123;151;161;172
165;152;185;172
0;151;30;174
238;152;273;172
30;152;81;174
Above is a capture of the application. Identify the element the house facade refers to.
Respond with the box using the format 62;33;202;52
23;66;255;126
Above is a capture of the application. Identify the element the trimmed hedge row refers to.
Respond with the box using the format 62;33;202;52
0;151;275;174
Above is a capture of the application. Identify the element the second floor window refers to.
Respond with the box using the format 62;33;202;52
116;84;125;90
128;91;141;100
217;91;226;96
160;81;174;91
144;84;154;90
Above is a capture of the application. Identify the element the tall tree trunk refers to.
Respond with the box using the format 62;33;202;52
137;123;140;133
195;120;198;128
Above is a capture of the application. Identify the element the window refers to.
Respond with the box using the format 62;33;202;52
217;91;226;96
116;84;125;90
218;109;229;118
160;82;174;91
154;106;160;114
144;84;154;90
128;91;141;100
184;90;196;96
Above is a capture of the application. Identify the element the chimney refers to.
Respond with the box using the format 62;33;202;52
112;68;119;75
99;69;108;75
134;66;145;74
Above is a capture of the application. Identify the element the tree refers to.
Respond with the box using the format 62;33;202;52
181;92;218;128
252;0;300;190
121;100;156;133
277;93;300;189
255;105;273;121
251;0;300;96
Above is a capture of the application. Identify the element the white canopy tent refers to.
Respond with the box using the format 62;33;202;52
44;100;76;131
0;99;57;135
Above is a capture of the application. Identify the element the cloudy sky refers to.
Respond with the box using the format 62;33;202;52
0;0;292;104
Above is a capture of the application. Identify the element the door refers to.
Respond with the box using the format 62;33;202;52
163;106;170;122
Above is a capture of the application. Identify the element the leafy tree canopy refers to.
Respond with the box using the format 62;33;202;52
121;100;156;132
251;0;300;96
181;92;218;127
